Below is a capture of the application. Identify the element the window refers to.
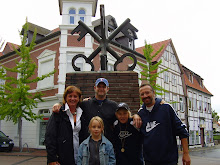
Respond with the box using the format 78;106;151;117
165;92;170;102
199;95;203;112
199;79;203;88
69;9;76;24
207;131;213;143
37;50;55;90
164;71;169;83
39;109;50;146
172;95;177;111
193;93;197;111
188;92;192;110
171;54;176;64
208;103;211;113
0;68;6;91
128;39;134;50
204;97;207;112
179;97;184;112
79;9;85;22
189;131;195;145
107;64;114;71
172;74;177;86
189;73;193;83
196;131;200;144
163;51;169;61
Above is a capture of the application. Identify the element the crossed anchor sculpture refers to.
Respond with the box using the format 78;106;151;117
71;5;137;71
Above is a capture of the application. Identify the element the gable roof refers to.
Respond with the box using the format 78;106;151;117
136;39;184;74
21;22;52;36
182;65;213;96
1;42;19;55
136;39;171;62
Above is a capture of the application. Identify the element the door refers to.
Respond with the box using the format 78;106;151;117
200;128;204;147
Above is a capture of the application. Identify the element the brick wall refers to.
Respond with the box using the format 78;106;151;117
66;71;140;113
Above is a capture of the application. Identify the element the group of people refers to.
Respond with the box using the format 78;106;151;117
45;78;191;165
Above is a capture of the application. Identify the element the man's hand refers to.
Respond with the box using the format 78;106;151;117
132;114;142;128
181;138;191;165
83;97;91;101
160;100;165;104
182;152;191;165
52;103;61;113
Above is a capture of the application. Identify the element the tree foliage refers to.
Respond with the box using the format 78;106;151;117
0;20;55;150
212;109;220;123
138;41;168;95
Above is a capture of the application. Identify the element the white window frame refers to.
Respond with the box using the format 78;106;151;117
69;8;76;24
172;94;177;111
199;95;203;112
37;50;55;90
188;91;192;110
193;93;197;111
172;74;177;86
171;54;176;64
165;92;170;102
164;71;169;83
79;9;86;22
0;67;6;91
163;51;169;61
179;97;184;112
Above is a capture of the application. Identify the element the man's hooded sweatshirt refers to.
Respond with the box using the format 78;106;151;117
138;98;189;165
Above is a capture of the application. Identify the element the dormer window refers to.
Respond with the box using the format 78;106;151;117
189;73;193;83
199;80;203;88
69;9;76;24
129;39;134;50
79;9;85;22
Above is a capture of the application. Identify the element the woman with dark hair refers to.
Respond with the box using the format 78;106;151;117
45;86;83;165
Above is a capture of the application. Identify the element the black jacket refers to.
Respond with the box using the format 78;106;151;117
45;105;76;165
80;97;118;143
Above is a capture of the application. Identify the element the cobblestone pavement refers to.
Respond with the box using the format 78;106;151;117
1;145;220;164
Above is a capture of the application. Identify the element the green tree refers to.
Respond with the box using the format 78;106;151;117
212;109;220;122
138;41;168;96
0;21;55;151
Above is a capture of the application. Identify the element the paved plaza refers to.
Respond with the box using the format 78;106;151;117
0;145;220;164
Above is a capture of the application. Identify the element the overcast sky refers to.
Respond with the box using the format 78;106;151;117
1;0;220;115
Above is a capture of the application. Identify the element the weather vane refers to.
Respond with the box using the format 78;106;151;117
71;5;137;71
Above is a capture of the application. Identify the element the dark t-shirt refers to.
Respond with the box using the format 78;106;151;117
89;138;102;165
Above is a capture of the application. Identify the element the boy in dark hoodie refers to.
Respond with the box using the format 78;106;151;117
113;102;144;165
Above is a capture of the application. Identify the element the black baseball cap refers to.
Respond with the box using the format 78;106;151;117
116;102;130;111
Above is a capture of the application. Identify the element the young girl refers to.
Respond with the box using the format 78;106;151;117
77;116;116;165
113;103;144;165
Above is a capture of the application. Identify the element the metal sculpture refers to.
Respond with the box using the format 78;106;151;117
71;5;137;71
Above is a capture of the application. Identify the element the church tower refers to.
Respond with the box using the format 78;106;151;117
58;0;98;95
